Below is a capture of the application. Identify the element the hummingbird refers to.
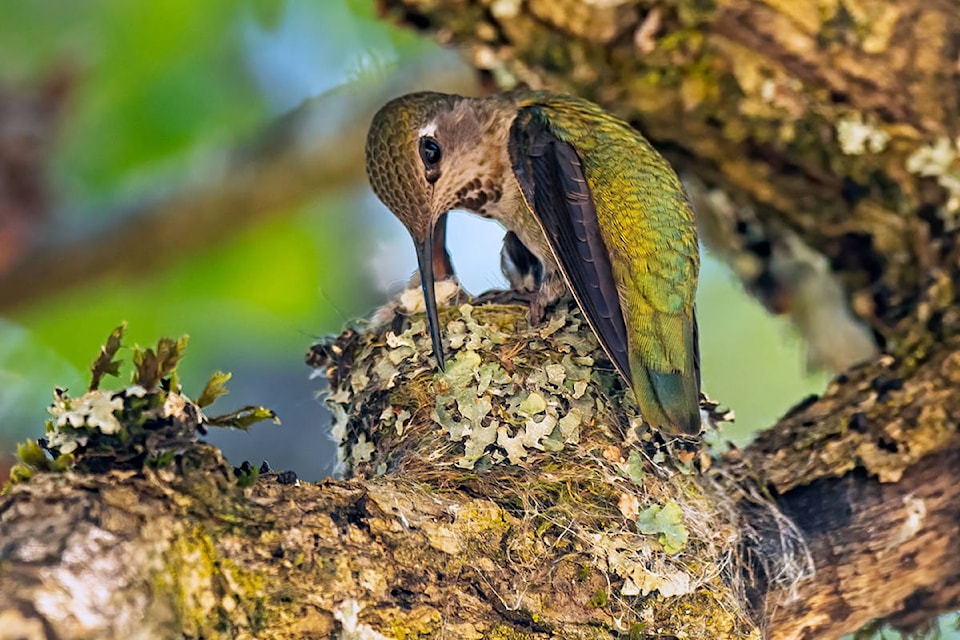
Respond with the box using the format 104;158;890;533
365;90;701;436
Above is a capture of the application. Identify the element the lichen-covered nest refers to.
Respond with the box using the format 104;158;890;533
308;290;809;636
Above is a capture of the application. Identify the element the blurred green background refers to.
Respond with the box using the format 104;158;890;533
0;0;956;635
0;0;827;474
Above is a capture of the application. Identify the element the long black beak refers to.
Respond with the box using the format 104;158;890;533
414;219;446;371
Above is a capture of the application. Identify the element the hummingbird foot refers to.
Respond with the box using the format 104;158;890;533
471;289;537;306
500;231;543;293
528;272;566;325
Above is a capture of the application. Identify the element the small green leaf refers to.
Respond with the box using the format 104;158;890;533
8;464;34;483
16;439;46;467
146;450;177;469
637;501;688;555
49;453;74;472
587;588;607;607
207;406;280;430
626;450;645;484
236;464;260;487
133;335;188;389
197;371;232;408
90;324;126;391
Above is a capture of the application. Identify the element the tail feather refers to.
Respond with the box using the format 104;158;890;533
633;365;701;436
631;308;701;436
627;308;701;436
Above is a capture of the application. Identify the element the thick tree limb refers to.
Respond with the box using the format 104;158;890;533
770;444;960;639
0;299;958;639
3;440;957;639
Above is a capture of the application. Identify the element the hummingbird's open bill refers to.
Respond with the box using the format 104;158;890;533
365;90;701;436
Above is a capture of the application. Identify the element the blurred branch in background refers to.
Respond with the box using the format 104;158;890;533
0;68;72;274
0;65;474;314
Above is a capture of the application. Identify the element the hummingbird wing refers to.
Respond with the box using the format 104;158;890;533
509;103;701;434
509;107;632;383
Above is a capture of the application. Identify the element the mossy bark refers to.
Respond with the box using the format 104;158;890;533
2;300;958;639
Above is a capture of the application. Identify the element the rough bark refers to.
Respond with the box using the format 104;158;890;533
2;0;960;639
3;442;957;640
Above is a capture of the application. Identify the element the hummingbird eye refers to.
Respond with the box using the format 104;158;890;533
419;137;443;169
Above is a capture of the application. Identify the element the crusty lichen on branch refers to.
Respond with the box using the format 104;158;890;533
5;323;279;489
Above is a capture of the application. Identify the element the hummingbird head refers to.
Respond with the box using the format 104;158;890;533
365;91;509;370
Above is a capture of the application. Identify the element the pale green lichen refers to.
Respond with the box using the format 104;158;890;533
591;527;693;598
624;449;645;484
46;389;125;452
335;302;610;472
836;114;890;155
637;501;689;556
351;433;376;465
428;307;598;468
906;136;960;215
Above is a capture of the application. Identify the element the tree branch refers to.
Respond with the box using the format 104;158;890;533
382;0;960;370
770;443;960;639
